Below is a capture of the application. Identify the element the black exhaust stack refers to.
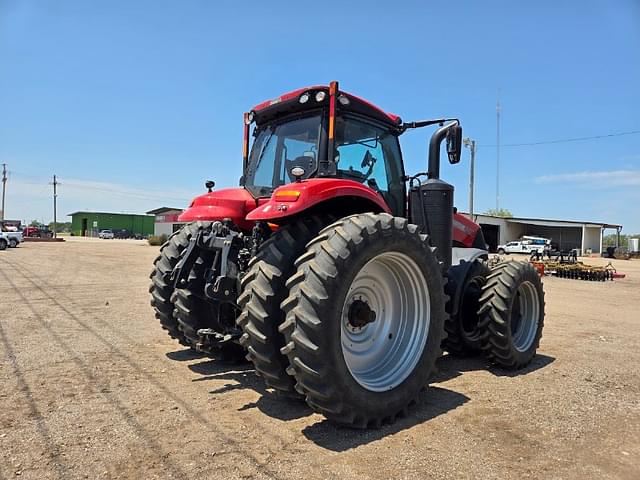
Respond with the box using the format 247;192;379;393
409;122;461;270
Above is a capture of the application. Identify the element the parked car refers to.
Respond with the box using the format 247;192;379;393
497;236;551;254
98;229;115;239
0;232;8;250
114;229;132;239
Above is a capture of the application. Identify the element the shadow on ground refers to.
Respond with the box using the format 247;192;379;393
434;352;556;383
300;386;469;451
180;354;313;422
169;347;555;450
165;349;209;362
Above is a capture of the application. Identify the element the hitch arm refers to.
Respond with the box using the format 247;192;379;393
171;230;204;289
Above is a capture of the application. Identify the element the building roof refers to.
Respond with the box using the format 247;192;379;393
146;207;183;215
67;211;153;217
469;213;622;229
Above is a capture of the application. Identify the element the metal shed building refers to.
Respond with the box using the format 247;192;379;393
469;213;622;255
68;211;154;237
146;207;186;236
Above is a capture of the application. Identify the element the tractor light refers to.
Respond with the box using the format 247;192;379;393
245;111;255;124
299;92;310;104
290;166;305;181
274;190;301;202
338;95;350;106
315;91;326;102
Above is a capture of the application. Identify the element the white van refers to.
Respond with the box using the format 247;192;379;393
497;236;550;254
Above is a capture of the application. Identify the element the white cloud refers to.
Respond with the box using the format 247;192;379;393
535;170;640;188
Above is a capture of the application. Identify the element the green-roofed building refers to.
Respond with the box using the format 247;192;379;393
68;211;154;237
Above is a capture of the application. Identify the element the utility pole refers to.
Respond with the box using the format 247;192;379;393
52;175;59;238
496;97;501;211
463;138;476;219
1;163;7;220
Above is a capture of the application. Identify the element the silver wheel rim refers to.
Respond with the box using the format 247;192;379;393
511;281;540;352
340;251;430;392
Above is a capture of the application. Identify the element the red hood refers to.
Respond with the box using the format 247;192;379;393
178;187;259;231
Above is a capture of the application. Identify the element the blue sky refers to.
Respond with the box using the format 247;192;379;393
1;0;639;232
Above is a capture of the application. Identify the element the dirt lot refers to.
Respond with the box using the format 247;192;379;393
1;238;638;479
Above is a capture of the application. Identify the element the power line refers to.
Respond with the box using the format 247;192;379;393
480;129;640;148
9;173;190;203
62;181;190;202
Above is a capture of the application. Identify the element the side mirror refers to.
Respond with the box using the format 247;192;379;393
446;125;462;164
205;180;215;192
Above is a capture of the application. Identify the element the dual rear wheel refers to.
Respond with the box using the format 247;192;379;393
240;213;545;427
277;213;445;427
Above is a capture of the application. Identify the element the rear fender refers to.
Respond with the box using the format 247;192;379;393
178;187;259;231
245;178;390;222
448;249;489;316
453;213;482;248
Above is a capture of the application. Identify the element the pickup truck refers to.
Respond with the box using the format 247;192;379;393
497;236;550;255
0;227;23;247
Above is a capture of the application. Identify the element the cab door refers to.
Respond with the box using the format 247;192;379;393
334;115;405;216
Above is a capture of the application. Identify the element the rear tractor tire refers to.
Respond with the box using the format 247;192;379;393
149;222;207;347
237;216;330;395
478;261;545;369
280;213;446;428
442;260;491;356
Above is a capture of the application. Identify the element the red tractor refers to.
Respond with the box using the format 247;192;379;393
150;82;545;427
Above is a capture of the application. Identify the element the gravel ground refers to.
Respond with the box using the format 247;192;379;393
1;238;638;479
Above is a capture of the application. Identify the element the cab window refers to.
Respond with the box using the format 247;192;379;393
334;116;404;215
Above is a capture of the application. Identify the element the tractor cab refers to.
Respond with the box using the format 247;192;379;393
242;83;406;216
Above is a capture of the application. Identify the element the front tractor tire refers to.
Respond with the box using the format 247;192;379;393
237;216;329;395
478;261;545;369
280;213;446;428
149;222;207;347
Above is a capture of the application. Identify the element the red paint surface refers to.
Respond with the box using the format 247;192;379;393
246;178;390;222
453;212;481;247
178;187;259;231
252;86;325;112
178;185;483;247
251;84;400;125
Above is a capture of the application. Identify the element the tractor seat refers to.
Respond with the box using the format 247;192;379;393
285;155;315;182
